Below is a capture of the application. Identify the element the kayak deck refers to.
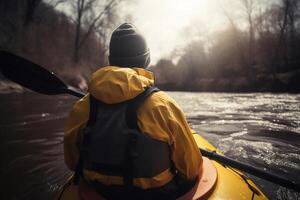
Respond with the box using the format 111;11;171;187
193;134;267;200
55;134;268;200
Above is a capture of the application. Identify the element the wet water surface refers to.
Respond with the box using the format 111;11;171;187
0;92;299;199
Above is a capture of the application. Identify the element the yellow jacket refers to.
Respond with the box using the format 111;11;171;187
64;66;202;189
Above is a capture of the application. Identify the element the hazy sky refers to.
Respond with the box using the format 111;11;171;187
122;0;226;63
120;0;274;64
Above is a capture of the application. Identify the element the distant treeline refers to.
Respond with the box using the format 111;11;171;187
151;0;300;92
0;0;122;90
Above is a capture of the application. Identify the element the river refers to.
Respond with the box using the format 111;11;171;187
0;92;299;199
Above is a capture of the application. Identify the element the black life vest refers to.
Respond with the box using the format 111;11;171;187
74;87;172;186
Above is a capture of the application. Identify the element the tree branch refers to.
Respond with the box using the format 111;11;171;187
78;0;117;48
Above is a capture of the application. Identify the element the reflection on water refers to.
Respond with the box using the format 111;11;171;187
0;92;299;199
0;93;74;200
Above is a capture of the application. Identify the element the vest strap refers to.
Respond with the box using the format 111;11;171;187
126;87;160;130
74;95;99;185
123;87;160;188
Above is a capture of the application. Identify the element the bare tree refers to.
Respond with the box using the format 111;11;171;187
254;0;300;81
285;0;300;66
25;0;67;25
220;0;257;82
24;0;42;25
72;0;121;62
221;6;251;81
239;0;256;77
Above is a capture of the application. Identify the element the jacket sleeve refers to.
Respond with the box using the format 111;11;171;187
137;91;203;180
64;94;89;171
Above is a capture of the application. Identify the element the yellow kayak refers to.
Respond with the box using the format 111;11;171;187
55;134;268;200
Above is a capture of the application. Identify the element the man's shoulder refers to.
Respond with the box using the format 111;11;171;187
143;90;181;110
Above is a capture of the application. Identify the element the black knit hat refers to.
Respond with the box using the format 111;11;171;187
109;23;150;68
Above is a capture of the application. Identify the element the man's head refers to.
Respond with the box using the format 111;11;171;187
109;23;150;68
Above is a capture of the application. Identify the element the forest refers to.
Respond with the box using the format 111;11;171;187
152;0;300;92
0;0;299;92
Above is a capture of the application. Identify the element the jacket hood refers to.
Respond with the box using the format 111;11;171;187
88;66;154;104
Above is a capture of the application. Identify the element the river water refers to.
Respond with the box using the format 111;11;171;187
0;92;299;199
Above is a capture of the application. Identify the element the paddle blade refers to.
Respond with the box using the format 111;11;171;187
0;51;67;95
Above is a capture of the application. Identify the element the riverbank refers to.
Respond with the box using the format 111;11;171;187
1;69;300;94
155;69;300;93
0;80;24;93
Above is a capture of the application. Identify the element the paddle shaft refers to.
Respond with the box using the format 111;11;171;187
65;87;85;98
200;149;300;192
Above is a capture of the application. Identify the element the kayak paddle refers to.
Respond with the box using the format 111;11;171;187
0;51;84;98
0;50;299;192
200;149;300;192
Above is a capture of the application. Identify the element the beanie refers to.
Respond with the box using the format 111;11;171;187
109;23;150;68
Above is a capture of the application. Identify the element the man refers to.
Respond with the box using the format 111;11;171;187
64;23;202;199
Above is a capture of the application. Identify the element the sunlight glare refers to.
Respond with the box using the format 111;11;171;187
124;0;224;63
